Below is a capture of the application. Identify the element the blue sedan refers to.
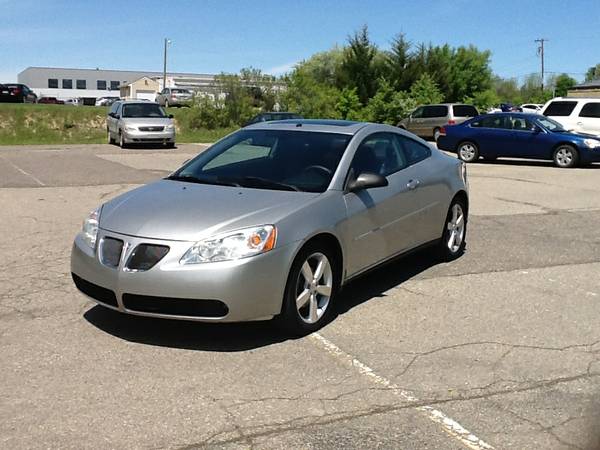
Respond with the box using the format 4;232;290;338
437;113;600;168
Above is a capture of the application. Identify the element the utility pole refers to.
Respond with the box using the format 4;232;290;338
163;38;171;90
535;38;548;92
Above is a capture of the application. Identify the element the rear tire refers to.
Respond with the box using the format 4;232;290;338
438;197;468;261
276;243;340;336
107;130;115;145
457;141;479;163
553;145;579;168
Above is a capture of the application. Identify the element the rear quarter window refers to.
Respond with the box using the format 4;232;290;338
544;101;577;117
579;103;600;118
423;105;448;118
453;105;478;117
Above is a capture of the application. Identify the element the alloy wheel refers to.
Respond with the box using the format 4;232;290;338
555;147;574;167
446;203;465;253
458;143;477;162
295;252;333;324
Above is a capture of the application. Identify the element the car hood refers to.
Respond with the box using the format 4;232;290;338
99;179;320;241
553;130;600;139
120;117;173;127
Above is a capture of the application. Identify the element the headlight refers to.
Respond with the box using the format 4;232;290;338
125;125;137;131
583;138;600;149
81;207;101;249
180;225;277;264
165;124;175;130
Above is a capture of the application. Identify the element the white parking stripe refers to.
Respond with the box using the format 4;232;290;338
0;155;46;186
311;332;494;450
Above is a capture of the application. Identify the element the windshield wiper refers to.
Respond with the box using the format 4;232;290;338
166;174;241;187
241;176;301;192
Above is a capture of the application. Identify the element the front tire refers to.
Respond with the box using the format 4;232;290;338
439;198;467;261
457;141;479;163
553;145;579;168
119;132;127;149
277;244;339;335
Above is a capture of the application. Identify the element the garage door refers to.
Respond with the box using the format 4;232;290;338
135;90;156;101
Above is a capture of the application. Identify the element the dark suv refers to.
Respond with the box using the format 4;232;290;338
4;84;37;103
244;112;303;127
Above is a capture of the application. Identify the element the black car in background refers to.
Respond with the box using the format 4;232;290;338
2;84;37;103
244;112;303;127
0;84;11;102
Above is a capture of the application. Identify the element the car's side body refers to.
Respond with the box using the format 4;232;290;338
72;121;467;323
438;113;600;164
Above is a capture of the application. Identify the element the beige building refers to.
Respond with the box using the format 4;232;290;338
567;80;600;98
119;77;160;101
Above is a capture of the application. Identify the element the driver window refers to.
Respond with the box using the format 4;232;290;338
350;133;407;177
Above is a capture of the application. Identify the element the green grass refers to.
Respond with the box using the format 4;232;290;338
0;103;234;145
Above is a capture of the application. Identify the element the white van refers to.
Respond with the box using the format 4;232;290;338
541;97;600;136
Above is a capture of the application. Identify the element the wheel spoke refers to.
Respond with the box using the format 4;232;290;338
296;289;310;309
301;261;313;282
452;205;459;223
455;212;464;227
448;230;456;250
313;258;326;282
309;295;318;323
316;284;331;297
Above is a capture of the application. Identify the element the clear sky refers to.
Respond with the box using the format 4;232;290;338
1;0;598;83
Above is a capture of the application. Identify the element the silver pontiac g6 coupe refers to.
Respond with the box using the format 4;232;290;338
71;120;468;334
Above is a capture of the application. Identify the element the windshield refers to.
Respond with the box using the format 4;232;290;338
169;130;352;193
122;103;167;118
537;117;566;132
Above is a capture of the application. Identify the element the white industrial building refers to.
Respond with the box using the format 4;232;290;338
17;67;217;102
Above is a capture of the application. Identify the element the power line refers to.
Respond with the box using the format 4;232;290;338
534;38;548;91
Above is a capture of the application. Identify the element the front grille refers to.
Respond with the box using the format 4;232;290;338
122;294;228;318
100;237;123;268
72;273;118;307
126;244;169;271
138;126;165;132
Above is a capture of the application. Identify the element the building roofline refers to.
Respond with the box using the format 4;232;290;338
19;66;217;78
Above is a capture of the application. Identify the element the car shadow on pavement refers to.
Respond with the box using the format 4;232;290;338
83;247;443;352
335;247;442;315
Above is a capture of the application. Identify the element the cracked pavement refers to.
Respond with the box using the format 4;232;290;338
1;144;600;449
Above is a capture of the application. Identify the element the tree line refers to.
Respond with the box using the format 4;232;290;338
184;26;586;129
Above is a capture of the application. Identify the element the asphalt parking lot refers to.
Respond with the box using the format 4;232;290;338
1;143;600;450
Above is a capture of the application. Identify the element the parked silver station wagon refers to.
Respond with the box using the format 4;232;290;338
72;120;469;334
107;100;176;148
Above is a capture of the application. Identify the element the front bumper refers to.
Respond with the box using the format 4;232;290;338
122;129;175;144
580;147;600;163
71;229;297;322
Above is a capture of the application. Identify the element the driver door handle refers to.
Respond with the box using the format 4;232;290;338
407;179;420;190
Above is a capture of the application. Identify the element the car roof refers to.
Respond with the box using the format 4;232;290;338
117;100;157;104
480;112;541;119
245;119;376;135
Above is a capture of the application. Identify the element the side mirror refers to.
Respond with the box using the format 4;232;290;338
530;125;542;133
168;114;174;119
347;172;388;192
114;114;120;119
